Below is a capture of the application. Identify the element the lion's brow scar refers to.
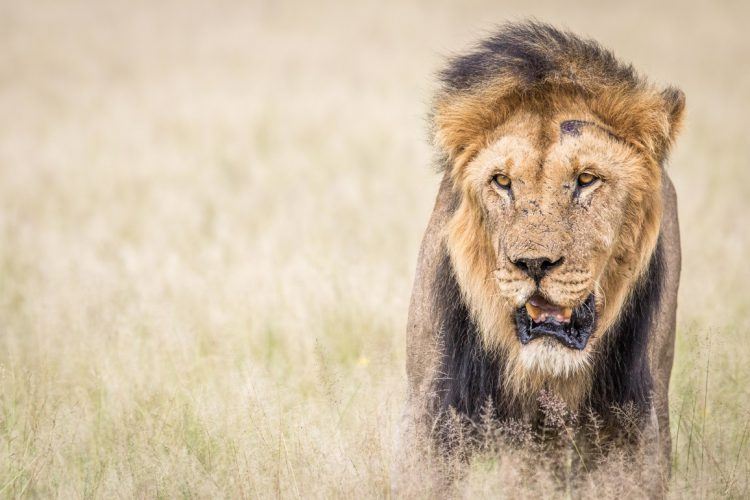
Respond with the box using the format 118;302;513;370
560;119;591;137
560;119;624;143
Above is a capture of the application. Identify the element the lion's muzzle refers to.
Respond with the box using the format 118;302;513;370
514;294;596;350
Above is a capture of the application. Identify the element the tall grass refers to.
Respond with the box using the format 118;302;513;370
0;0;748;497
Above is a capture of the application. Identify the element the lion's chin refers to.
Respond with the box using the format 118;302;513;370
518;337;592;377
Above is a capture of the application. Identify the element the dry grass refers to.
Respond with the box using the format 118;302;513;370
0;0;748;497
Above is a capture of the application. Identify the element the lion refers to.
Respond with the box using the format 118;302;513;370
398;21;685;492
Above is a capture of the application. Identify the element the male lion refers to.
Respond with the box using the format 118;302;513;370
400;21;684;491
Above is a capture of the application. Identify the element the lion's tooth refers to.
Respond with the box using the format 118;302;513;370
525;302;542;321
563;307;573;321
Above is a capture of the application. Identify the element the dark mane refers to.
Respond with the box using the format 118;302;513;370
430;237;664;430
429;21;684;171
430;250;512;423
588;237;664;420
439;21;639;93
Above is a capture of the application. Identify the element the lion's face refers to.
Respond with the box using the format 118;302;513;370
446;103;663;379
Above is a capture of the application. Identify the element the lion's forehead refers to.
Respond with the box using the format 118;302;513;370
475;134;537;166
472;109;629;182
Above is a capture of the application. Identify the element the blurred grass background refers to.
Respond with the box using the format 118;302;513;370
0;0;748;497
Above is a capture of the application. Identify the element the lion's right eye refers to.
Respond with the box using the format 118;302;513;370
577;172;598;187
492;174;511;189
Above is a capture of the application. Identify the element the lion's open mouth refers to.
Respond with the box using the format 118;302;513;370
514;294;596;350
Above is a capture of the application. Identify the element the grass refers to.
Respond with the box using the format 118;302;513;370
0;0;748;497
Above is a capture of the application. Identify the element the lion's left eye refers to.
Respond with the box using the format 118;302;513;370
492;174;511;189
577;172;598;187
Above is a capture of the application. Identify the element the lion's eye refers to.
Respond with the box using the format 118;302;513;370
492;174;511;189
577;172;598;187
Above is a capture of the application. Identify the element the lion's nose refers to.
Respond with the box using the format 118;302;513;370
512;257;563;281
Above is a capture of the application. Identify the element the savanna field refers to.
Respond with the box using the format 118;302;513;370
0;0;748;497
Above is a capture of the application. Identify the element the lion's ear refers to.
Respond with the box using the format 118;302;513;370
658;86;686;159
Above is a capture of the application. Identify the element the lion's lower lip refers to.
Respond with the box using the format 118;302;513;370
515;294;596;350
